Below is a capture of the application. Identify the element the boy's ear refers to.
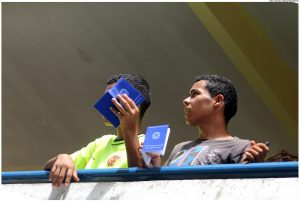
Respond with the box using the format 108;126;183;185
213;94;224;108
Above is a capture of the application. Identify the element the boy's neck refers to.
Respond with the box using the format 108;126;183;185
116;128;123;140
197;120;231;140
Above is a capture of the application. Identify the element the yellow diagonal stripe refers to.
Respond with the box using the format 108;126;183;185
188;2;297;139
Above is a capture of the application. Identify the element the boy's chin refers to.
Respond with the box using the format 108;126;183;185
104;121;113;127
185;119;196;126
102;115;113;126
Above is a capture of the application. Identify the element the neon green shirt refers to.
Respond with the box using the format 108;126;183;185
70;134;144;169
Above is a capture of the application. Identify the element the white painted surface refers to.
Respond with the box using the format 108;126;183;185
1;178;299;200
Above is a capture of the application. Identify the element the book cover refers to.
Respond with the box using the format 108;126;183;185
142;124;170;166
94;77;145;128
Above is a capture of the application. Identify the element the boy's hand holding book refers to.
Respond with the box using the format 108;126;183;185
142;125;170;167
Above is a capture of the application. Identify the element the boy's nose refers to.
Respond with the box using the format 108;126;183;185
183;97;190;106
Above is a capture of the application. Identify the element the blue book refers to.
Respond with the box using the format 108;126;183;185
94;77;145;128
142;125;170;166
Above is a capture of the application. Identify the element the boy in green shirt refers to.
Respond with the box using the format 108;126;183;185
43;73;151;186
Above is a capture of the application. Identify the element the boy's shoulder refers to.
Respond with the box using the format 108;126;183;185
94;134;116;144
174;140;195;150
230;137;251;145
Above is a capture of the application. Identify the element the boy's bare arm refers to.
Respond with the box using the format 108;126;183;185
111;94;145;168
124;133;144;168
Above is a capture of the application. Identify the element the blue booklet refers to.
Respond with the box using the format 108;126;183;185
142;124;170;166
94;77;145;128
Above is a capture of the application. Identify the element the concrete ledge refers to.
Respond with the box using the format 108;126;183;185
1;177;299;200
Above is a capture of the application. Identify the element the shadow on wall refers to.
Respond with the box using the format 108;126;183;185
48;182;117;200
48;185;70;200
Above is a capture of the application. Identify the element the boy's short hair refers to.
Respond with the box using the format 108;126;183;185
193;74;238;124
266;150;298;162
106;73;151;118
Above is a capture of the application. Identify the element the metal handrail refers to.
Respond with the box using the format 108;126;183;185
2;162;298;184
